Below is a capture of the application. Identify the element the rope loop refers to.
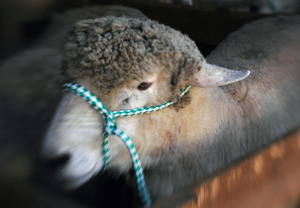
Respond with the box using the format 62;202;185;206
63;82;191;207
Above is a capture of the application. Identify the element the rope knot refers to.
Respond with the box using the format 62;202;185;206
104;117;117;135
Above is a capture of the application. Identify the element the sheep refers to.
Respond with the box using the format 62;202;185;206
41;14;300;206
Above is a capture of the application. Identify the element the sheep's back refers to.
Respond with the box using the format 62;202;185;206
208;15;300;144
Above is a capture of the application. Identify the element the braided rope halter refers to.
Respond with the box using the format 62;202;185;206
63;83;191;207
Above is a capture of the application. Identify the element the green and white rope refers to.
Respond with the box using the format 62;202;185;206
112;85;191;118
63;82;190;207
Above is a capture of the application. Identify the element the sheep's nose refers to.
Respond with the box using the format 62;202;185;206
45;154;70;173
40;93;105;188
40;153;71;186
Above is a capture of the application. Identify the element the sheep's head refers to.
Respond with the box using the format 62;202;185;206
62;17;207;110
42;17;249;189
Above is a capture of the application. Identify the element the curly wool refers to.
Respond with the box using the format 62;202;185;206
63;17;204;92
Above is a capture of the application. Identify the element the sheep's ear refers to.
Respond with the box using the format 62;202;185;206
185;63;250;87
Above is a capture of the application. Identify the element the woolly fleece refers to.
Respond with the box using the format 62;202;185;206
62;17;204;93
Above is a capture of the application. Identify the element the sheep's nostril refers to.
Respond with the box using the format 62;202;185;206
45;154;70;172
39;153;71;187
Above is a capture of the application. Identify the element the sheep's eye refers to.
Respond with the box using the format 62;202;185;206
137;82;153;91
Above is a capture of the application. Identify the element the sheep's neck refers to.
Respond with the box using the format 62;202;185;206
115;86;245;198
120;86;242;168
162;87;241;145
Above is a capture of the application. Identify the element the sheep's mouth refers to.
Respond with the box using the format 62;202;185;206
57;164;100;190
41;153;102;190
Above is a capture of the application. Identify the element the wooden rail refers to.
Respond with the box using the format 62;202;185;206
152;129;300;208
